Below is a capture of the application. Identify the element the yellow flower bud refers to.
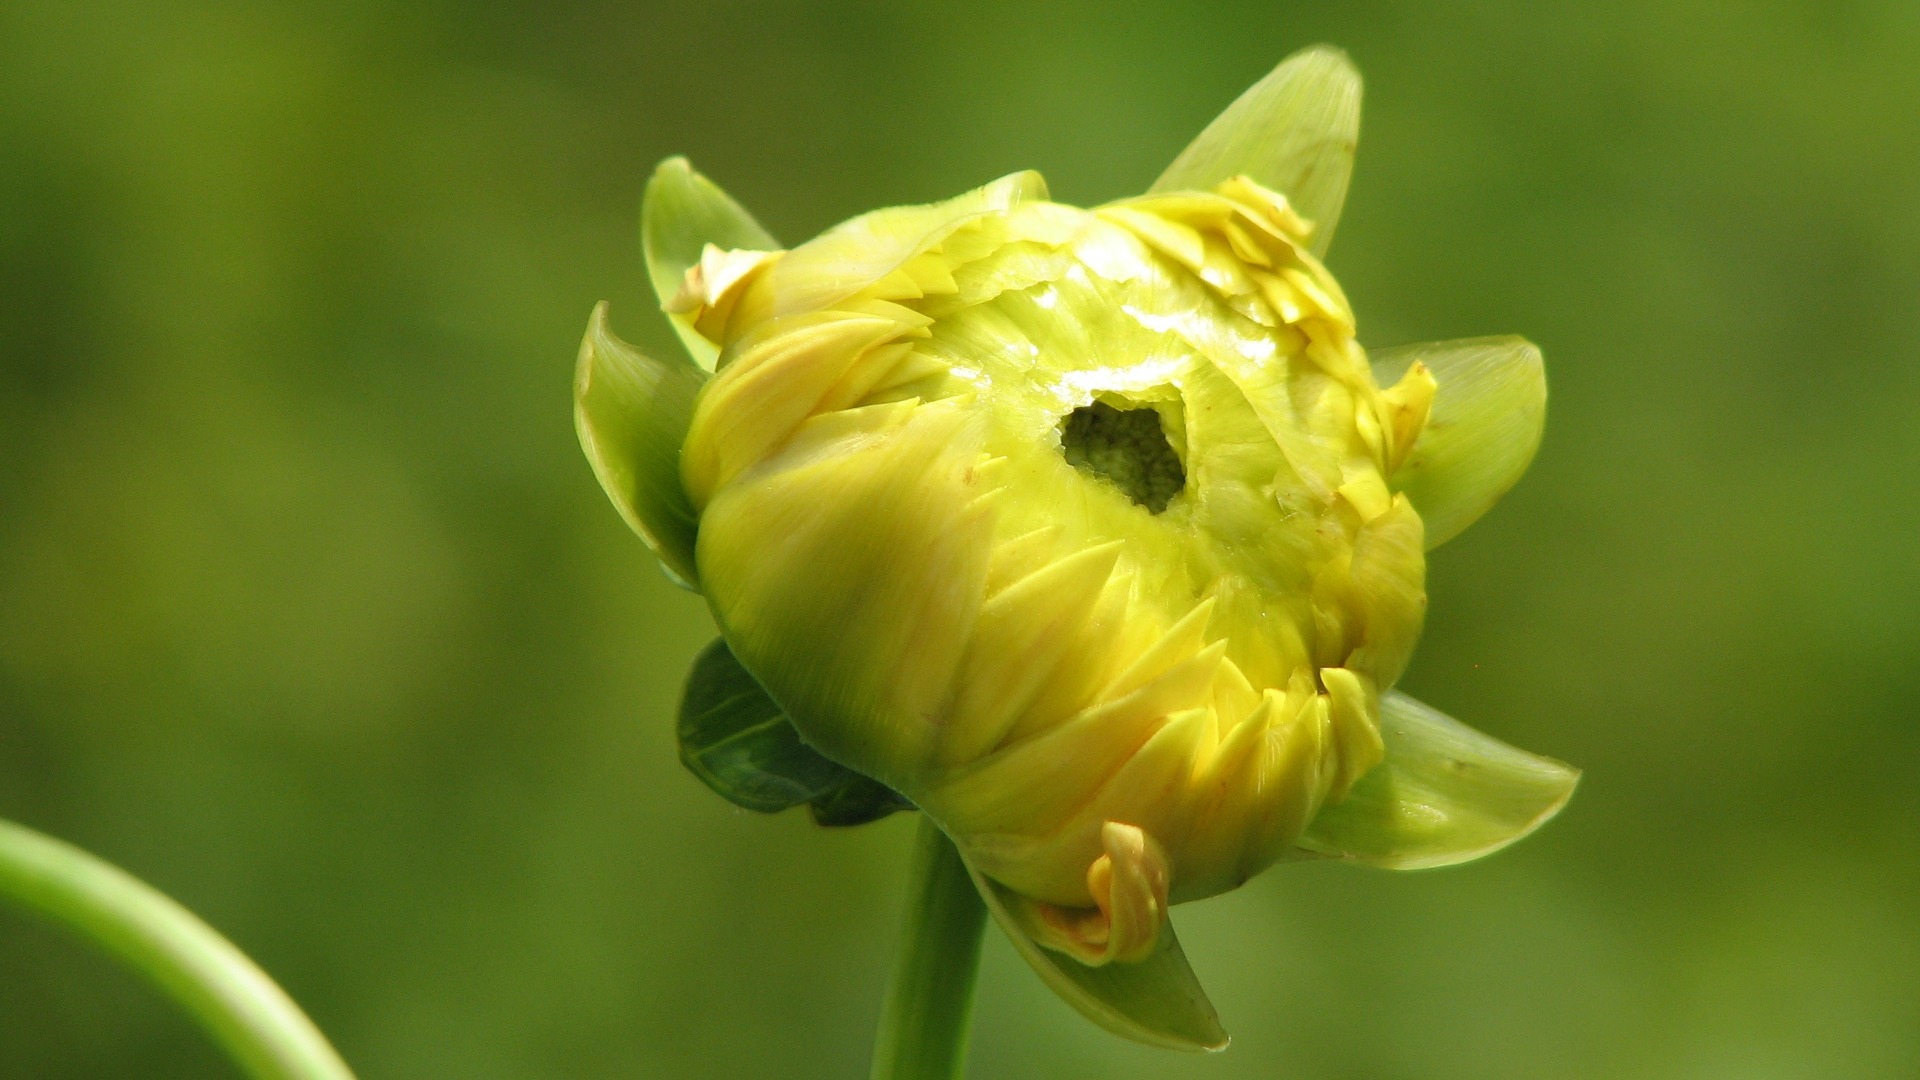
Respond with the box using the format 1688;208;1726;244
580;44;1576;1050
684;167;1435;940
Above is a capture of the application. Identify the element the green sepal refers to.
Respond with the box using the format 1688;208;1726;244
963;859;1228;1052
677;638;912;826
1371;336;1547;549
1296;690;1578;869
1150;45;1360;257
574;302;706;587
642;156;780;369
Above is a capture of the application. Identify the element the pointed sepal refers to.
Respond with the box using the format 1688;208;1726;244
575;302;707;586
1150;45;1361;257
1295;690;1577;869
1371;336;1546;549
964;857;1228;1052
643;157;781;369
677;638;911;825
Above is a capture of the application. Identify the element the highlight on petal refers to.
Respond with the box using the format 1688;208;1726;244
1150;45;1361;257
1369;336;1547;549
748;171;1051;322
574;302;706;587
963;856;1228;1052
642;157;781;368
1295;690;1578;869
676;638;911;826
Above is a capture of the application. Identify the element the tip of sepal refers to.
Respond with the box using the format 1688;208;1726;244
1295;42;1354;65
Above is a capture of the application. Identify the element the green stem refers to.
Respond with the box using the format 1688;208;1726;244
0;818;356;1080
869;817;988;1080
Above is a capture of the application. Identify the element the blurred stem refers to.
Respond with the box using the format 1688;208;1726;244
869;817;987;1080
0;818;356;1080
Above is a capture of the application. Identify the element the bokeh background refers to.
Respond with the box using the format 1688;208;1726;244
4;1;1918;1077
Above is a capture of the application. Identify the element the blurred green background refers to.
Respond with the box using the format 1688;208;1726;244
3;1;1918;1077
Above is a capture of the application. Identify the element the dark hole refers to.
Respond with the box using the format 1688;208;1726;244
1059;400;1185;513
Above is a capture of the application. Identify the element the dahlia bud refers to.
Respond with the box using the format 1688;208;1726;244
578;45;1576;1050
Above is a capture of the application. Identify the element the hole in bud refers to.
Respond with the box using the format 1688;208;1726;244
1059;399;1186;513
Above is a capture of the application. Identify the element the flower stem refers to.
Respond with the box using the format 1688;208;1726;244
869;817;988;1080
0;818;356;1080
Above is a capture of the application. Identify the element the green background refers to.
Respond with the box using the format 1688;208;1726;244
4;1;1917;1077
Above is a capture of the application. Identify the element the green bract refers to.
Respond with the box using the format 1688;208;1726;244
577;45;1576;1051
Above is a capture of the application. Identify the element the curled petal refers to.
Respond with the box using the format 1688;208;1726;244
643;157;780;369
1296;691;1578;869
1371;336;1547;548
965;854;1228;1052
573;303;705;586
1150;45;1361;257
1020;822;1172;967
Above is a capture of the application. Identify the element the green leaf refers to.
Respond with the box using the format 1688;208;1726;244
679;639;851;812
1371;336;1547;549
963;860;1227;1052
642;157;781;369
809;775;914;827
1296;690;1578;870
677;638;911;825
1150;45;1361;258
574;302;706;587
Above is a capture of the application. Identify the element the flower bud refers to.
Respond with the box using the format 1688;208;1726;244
682;164;1438;927
580;44;1576;1050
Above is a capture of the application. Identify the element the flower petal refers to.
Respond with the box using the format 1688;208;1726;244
963;856;1228;1052
642;157;780;369
574;302;706;586
1295;690;1578;869
696;398;995;788
1370;336;1546;549
1149;45;1361;258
